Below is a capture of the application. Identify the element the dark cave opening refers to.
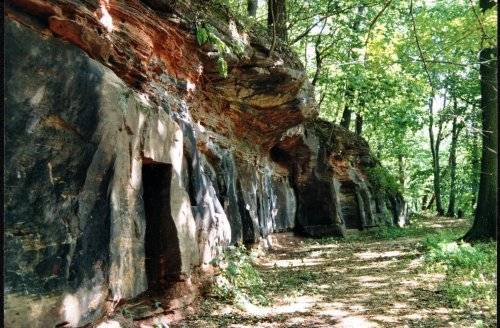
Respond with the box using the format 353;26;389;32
339;182;363;230
270;145;291;168
142;159;182;290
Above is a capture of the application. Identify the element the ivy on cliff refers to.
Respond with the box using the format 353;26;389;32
195;22;246;78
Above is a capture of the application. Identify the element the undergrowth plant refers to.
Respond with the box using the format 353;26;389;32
209;245;268;306
420;233;496;310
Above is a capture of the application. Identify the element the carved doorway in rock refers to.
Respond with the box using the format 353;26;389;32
339;182;363;230
142;159;182;290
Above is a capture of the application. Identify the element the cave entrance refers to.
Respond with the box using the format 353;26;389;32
339;182;363;230
142;159;182;290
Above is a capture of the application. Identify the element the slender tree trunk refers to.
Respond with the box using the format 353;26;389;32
471;126;480;209
303;39;307;67
311;20;327;86
340;97;353;129
428;95;445;216
446;101;461;217
355;112;363;135
339;6;364;130
398;154;404;189
435;98;446;216
425;193;435;210
267;0;287;42
421;194;428;210
247;0;258;16
463;45;497;241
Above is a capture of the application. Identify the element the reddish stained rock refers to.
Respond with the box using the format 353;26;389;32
8;0;62;17
7;0;315;149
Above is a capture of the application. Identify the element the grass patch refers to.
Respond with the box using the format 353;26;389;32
420;233;496;312
266;268;321;297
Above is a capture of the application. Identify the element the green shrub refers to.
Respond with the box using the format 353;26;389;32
365;165;401;194
209;245;268;305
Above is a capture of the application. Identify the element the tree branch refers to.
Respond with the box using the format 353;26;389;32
364;0;394;49
290;16;329;45
312;19;328;86
468;0;488;41
410;0;433;90
268;0;277;57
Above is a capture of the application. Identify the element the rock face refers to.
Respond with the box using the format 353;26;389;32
4;0;408;326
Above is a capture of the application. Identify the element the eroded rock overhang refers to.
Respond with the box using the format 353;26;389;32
4;1;408;326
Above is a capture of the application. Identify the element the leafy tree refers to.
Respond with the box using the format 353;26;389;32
463;0;497;241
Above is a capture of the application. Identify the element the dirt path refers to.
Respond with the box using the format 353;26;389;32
170;217;493;328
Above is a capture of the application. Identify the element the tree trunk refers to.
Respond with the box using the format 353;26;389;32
340;101;352;129
398;154;404;189
303;39;307;66
247;0;258;16
355;112;363;135
425;193;435;210
311;19;327;86
471;126;480;209
435;100;446;216
428;95;445;216
339;6;364;131
421;194;428;210
267;0;287;42
463;45;497;241
446;111;460;217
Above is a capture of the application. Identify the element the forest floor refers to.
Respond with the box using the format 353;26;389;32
160;216;495;328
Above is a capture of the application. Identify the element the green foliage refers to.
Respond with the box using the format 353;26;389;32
121;308;133;319
371;225;425;239
195;21;247;78
195;23;232;78
365;165;401;194
196;26;209;45
209;245;268;305
310;213;465;245
420;234;497;309
217;57;228;78
232;40;246;57
310;214;496;310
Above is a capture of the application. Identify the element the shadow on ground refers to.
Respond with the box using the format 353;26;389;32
162;217;494;327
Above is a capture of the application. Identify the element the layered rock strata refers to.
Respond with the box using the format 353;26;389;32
4;1;408;326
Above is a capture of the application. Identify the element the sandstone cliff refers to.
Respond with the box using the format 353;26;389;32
4;1;408;326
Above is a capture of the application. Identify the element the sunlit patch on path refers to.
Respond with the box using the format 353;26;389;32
168;217;495;328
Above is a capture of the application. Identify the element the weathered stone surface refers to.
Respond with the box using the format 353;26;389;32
5;18;112;327
271;175;296;232
4;18;208;327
